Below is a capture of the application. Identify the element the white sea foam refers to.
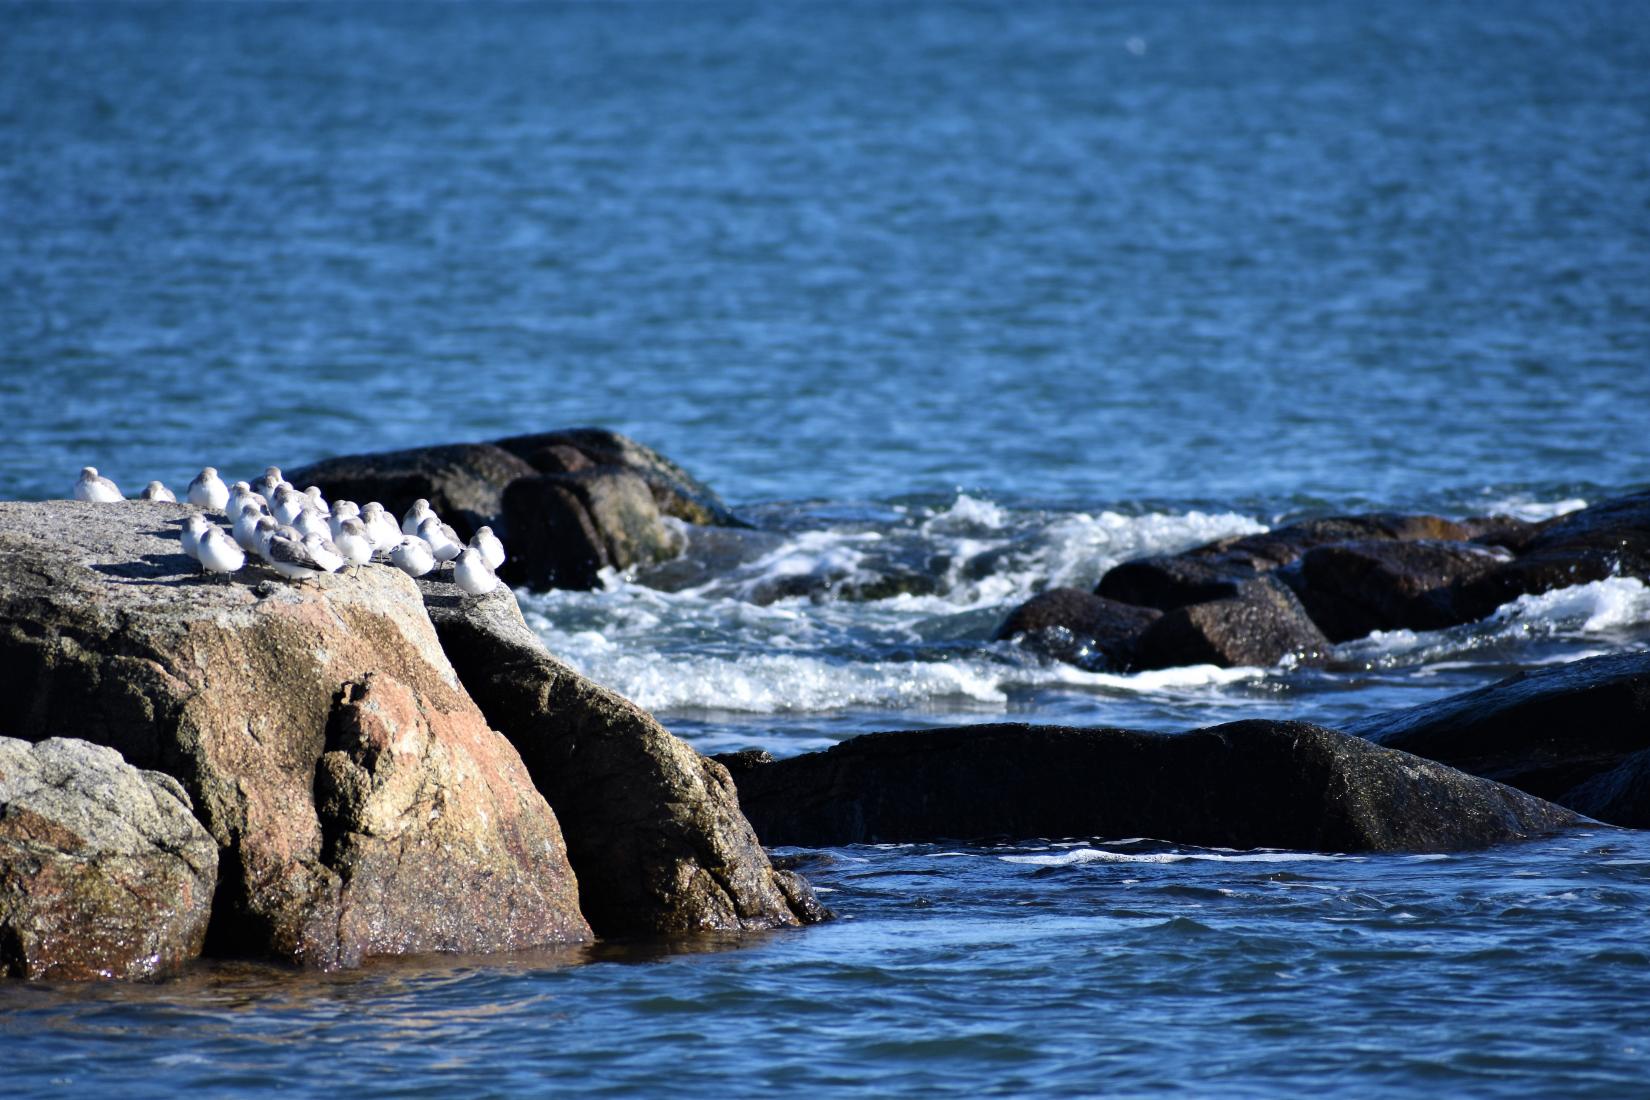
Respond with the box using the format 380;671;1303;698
1475;495;1588;522
1000;848;1351;866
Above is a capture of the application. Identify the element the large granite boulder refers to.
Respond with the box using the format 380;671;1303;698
1281;539;1511;641
1096;513;1474;612
1131;575;1330;669
718;720;1578;852
1345;650;1650;819
1450;491;1650;619
286;443;538;542
1;736;217;980
500;469;685;591
0;500;591;969
494;427;743;528
991;588;1161;671
416;575;828;935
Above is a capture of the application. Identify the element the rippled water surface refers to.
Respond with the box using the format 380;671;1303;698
4;1;1650;1095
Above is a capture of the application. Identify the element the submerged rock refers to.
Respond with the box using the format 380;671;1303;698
720;720;1578;852
0;500;591;969
1;736;218;980
1096;513;1474;612
287;442;537;543
1346;650;1650;820
1132;575;1329;670
417;575;827;936
1281;539;1510;642
992;588;1161;671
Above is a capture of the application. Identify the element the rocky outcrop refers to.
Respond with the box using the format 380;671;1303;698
495;427;742;528
1281;539;1511;641
1095;514;1474;612
416;575;827;936
991;588;1161;671
718;720;1578;852
1;736;218;980
499;469;684;591
1563;748;1650;829
1132;576;1329;669
1346;650;1650;818
287;443;538;542
0;500;591;969
1449;491;1650;620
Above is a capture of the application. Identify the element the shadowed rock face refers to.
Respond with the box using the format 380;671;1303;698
494;427;742;528
718;721;1579;853
1131;576;1329;670
0;500;590;969
287;443;538;543
499;469;684;591
1;736;218;980
418;576;828;935
990;588;1161;671
1346;650;1650;818
1282;539;1511;642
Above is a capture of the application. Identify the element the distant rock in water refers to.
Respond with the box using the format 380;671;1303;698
1346;649;1650;825
718;720;1579;853
1280;539;1510;642
1;736;217;981
990;587;1161;671
495;427;743;528
0;500;591;969
1131;575;1329;670
416;575;828;934
286;443;536;543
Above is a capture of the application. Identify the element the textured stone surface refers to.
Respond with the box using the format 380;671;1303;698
1346;650;1650;816
287;442;538;542
1132;576;1330;669
500;470;684;591
495;427;742;527
992;587;1161;671
1096;513;1474;612
0;500;590;969
1284;539;1510;641
1;736;217;980
721;720;1578;852
1563;748;1650;829
418;575;826;935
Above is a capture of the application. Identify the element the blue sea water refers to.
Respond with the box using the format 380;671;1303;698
3;1;1650;1095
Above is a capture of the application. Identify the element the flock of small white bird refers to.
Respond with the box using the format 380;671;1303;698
72;465;505;596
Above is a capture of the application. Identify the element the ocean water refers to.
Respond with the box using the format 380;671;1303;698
4;2;1650;1095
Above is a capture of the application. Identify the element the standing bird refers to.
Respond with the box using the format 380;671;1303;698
302;532;346;574
265;526;325;581
250;467;287;502
334;518;374;575
225;481;263;518
293;507;332;542
197;526;245;581
187;467;229;511
469;526;506;571
453;546;499;596
252;516;280;562
233;501;271;554
417;515;464;563
359;502;401;552
328;500;360;541
141;481;177;502
389;537;436;578
73;467;123;502
180;514;213;569
271;487;309;527
401;499;435;537
303;486;329;515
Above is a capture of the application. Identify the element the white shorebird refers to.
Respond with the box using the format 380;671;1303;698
328;500;360;540
401;499;435;537
225;482;262;518
334;518;374;574
293;508;332;541
469;526;506;571
180;514;213;568
265;526;325;581
359;503;401;552
302;532;346;574
232;501;271;554
252;516;280;562
187;467;229;511
250;467;286;501
73;467;122;502
389;537;436;578
453;546;499;596
197;526;245;581
417;515;464;562
271;487;308;528
140;481;177;502
303;486;329;515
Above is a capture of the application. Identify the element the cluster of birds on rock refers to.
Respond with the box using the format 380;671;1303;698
72;465;505;596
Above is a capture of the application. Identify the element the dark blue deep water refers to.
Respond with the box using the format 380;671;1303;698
4;2;1650;1095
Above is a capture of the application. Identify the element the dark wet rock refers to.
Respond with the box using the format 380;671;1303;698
500;470;685;591
992;588;1161;671
1450;491;1650;620
1132;576;1329;670
1345;650;1650;818
1458;514;1545;552
1562;748;1650;829
495;427;742;528
1096;514;1474;612
416;575;827;935
0;500;591;969
1;736;217;981
729;720;1578;852
1282;540;1511;642
286;443;537;542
